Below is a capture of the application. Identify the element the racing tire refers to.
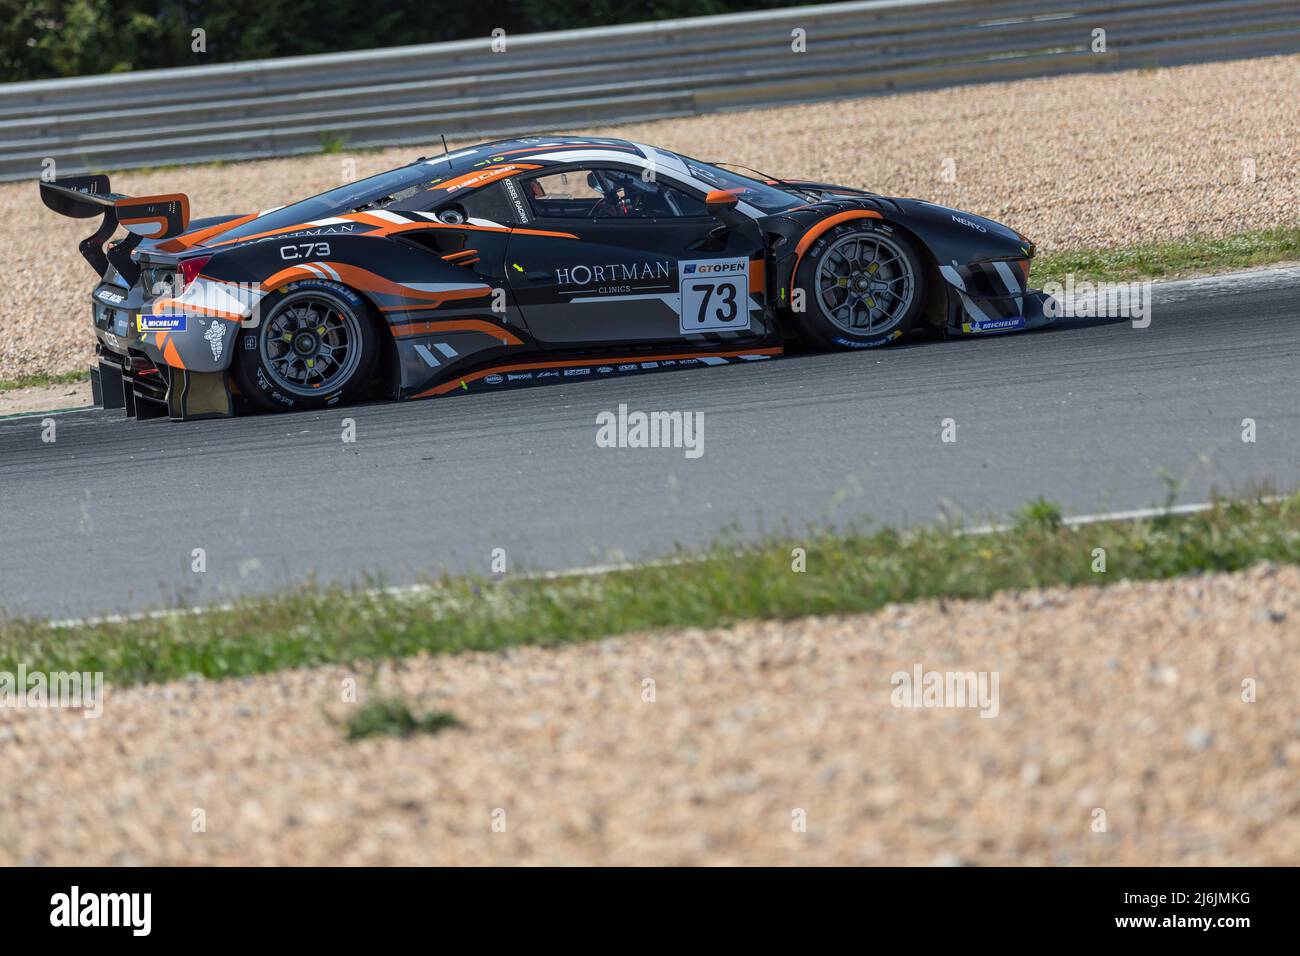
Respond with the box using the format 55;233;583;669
233;279;379;413
791;221;924;351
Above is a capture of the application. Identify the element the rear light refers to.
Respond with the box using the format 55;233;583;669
178;255;211;290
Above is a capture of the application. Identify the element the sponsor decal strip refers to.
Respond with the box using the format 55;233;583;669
961;316;1026;334
137;314;186;332
436;163;543;193
413;347;783;398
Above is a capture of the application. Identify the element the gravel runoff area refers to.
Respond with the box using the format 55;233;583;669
1;53;1297;382
2;564;1296;866
0;380;91;416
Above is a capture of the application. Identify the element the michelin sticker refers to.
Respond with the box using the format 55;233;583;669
137;314;186;332
962;317;1025;334
678;258;750;333
205;320;224;360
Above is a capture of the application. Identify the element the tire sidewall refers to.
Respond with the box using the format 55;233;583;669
792;220;924;350
234;279;378;412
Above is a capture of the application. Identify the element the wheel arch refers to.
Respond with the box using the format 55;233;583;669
255;269;409;398
233;276;385;410
769;205;945;340
871;218;948;335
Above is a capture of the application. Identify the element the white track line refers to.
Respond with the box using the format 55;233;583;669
961;497;1283;536
0;404;96;422
39;498;1276;629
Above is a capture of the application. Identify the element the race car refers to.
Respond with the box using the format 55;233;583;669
41;135;1052;420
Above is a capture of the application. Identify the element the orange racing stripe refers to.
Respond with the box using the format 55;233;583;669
209;220;334;246
791;210;885;282
158;212;260;252
436;163;542;192
161;336;185;369
389;319;523;344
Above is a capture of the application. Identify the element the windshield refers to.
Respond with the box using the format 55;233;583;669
675;155;803;213
213;163;444;242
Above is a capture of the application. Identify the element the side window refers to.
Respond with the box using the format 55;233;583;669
525;169;604;217
456;181;521;225
389;180;521;225
522;167;707;219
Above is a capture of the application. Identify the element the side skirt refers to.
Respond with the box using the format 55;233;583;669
410;347;784;399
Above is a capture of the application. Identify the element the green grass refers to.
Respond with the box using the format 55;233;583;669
317;130;351;155
340;698;461;742
1032;226;1300;286
2;494;1298;688
0;370;87;393
1014;497;1064;531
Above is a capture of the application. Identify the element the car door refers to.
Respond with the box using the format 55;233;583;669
503;164;766;349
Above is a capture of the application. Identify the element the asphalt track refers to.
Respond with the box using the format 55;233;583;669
2;267;1297;620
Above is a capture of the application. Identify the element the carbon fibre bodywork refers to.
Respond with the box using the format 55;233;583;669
762;191;1048;339
43;135;1053;420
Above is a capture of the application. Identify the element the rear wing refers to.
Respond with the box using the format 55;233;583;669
40;174;190;284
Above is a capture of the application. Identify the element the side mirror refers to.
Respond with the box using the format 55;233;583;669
705;189;740;217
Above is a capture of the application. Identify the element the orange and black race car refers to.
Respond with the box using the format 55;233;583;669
41;135;1051;420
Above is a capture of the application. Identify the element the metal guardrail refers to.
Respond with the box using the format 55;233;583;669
2;0;1297;181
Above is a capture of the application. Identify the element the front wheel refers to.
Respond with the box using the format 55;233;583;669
233;280;379;412
791;221;924;350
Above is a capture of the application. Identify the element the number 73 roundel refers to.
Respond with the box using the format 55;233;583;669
678;258;751;334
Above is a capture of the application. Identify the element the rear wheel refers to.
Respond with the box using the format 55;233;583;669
792;221;924;350
234;280;379;412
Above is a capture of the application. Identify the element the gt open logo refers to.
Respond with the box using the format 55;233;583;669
683;261;745;275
